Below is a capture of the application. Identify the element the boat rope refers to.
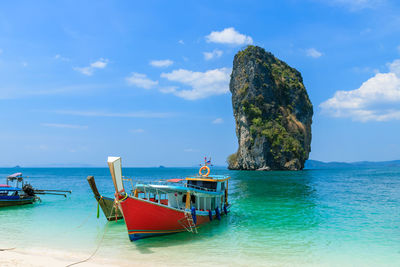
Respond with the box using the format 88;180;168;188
75;212;92;229
64;201;98;234
73;201;100;230
96;196;103;218
113;199;119;222
65;222;108;267
65;203;114;267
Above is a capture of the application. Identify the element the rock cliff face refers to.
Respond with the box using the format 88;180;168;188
227;46;313;171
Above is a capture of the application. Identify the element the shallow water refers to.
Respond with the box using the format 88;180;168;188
0;167;399;266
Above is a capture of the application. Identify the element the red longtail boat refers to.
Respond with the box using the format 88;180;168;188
108;156;230;241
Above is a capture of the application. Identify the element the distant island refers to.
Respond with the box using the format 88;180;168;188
305;160;400;169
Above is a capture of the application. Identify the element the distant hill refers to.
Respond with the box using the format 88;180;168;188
305;160;400;169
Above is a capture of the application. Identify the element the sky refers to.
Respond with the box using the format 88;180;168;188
1;0;400;167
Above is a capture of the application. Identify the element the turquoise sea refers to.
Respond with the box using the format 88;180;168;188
0;166;399;266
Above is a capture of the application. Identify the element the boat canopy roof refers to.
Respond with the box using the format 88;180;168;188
7;173;23;178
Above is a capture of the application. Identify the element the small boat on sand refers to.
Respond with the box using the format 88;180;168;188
108;156;231;241
0;173;71;208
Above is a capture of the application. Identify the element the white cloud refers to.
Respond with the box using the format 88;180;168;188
41;123;88;129
389;59;400;75
126;72;158;89
54;110;172;118
306;48;323;58
149;59;173;68
212;118;223;124
74;67;92;76
206;27;253;45
161;67;231;100
203;49;223;60
320;59;400;122
130;129;145;133
21;62;28;67
54;54;70;61
352;66;379;74
90;60;107;69
74;58;108;76
159;86;178;94
178;40;185;45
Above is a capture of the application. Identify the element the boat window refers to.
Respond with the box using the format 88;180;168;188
187;180;217;190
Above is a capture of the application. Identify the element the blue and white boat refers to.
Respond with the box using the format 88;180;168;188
0;173;38;207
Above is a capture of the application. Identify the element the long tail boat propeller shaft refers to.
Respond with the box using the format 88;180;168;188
22;184;72;198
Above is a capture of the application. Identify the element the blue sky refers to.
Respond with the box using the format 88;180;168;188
1;0;400;167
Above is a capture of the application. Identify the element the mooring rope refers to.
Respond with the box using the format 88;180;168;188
75;211;93;229
65;198;117;267
65;222;108;267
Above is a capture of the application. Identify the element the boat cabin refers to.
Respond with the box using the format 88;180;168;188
132;174;229;212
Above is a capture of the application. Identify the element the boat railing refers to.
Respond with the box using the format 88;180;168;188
122;176;134;190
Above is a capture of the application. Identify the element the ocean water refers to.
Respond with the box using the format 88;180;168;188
0;166;399;266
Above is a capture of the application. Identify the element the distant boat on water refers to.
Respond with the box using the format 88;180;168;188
108;156;230;241
0;173;71;208
0;173;38;207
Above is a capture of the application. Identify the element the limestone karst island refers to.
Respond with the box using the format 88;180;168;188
228;46;313;171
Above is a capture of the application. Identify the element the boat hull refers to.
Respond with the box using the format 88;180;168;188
120;196;216;241
87;176;123;221
0;197;35;207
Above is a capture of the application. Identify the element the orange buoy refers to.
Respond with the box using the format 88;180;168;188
199;166;210;177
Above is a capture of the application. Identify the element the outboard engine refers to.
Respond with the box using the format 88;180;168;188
23;184;35;196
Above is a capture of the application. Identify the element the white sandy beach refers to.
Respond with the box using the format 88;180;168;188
0;248;130;267
0;245;207;267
